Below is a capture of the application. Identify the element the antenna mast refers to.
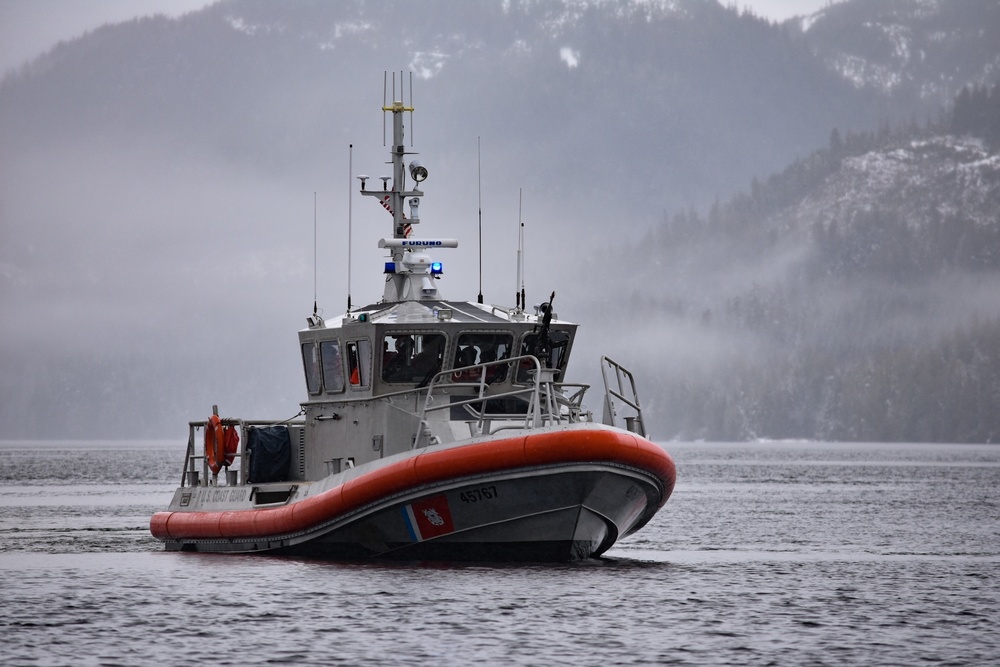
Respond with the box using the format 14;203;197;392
361;72;456;303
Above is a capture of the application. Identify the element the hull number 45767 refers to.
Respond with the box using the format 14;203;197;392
460;486;499;503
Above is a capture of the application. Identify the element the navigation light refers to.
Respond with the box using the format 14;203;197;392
409;160;428;182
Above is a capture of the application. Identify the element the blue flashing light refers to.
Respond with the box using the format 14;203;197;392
384;262;396;274
431;262;443;275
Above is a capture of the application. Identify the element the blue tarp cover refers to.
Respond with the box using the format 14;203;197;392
248;426;290;483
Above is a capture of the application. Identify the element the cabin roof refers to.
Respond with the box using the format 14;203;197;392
300;299;575;337
356;300;516;325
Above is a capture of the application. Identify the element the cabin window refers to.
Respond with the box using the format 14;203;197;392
346;339;372;388
302;342;321;394
382;333;446;384
516;329;571;382
452;332;514;383
320;340;344;393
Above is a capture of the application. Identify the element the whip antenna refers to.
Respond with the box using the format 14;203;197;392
516;188;525;312
478;136;483;304
313;191;318;316
520;189;525;312
347;144;353;312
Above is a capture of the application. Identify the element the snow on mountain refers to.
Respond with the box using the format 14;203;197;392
792;135;1000;232
797;0;1000;104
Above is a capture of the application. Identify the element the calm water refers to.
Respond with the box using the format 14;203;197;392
1;440;998;665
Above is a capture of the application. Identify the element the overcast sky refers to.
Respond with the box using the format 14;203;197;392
0;0;839;78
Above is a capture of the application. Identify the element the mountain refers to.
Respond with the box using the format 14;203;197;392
0;0;998;439
795;0;1000;107
589;86;1000;442
1;0;885;213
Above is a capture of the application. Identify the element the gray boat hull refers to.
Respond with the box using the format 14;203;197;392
164;463;661;562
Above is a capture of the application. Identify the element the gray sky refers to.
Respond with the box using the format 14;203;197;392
0;0;839;77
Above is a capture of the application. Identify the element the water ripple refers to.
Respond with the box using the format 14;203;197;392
0;441;998;664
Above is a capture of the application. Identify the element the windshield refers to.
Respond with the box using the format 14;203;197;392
453;332;514;383
382;333;446;384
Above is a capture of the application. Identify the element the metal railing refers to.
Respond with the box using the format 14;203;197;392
180;418;306;488
600;356;646;437
176;357;646;484
410;355;592;448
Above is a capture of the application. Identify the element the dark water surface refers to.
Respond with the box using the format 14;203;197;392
2;440;998;665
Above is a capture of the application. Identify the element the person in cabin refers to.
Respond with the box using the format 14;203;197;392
455;345;477;369
452;344;479;382
383;335;413;382
413;336;444;375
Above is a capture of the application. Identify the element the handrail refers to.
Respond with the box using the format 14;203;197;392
182;418;306;488
409;355;591;448
490;305;513;319
177;359;602;481
600;356;646;437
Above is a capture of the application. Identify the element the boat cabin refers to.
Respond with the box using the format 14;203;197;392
291;299;580;481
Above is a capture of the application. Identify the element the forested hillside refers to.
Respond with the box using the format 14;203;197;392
595;84;1000;442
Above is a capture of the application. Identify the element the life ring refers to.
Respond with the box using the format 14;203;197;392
204;414;226;476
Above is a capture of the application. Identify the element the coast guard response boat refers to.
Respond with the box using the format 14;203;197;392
150;86;676;561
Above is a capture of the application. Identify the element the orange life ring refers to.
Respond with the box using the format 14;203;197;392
204;414;226;476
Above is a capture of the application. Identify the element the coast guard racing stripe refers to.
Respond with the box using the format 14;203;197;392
403;494;455;541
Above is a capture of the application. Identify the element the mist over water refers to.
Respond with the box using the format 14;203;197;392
2;440;998;665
